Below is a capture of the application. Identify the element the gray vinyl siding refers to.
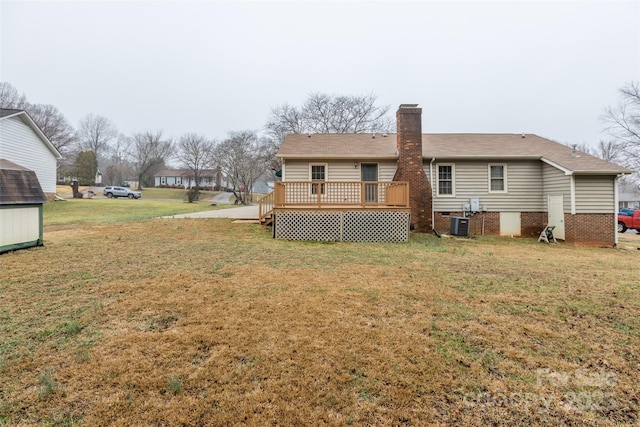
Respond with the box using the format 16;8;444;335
574;175;616;213
542;163;571;212
429;160;543;212
0;116;58;193
283;160;396;181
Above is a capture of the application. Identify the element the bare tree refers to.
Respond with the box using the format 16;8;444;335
594;140;623;164
102;133;135;186
265;103;306;144
77;114;118;162
176;133;216;201
303;93;394;134
216;131;267;204
0;82;28;109
1;83;76;154
265;93;394;146
27;103;76;153
129;131;174;190
602;81;640;171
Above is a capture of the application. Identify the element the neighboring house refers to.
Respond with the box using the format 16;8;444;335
618;181;640;210
252;173;274;194
0;109;62;197
261;104;632;246
154;168;227;189
0;159;48;253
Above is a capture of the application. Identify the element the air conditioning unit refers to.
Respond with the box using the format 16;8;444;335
450;216;469;237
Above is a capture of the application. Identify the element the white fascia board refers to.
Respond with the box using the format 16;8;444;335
541;157;573;175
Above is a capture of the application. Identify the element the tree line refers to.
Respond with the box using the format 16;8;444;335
2;80;638;201
1;83;396;203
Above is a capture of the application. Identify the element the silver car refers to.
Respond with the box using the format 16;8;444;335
103;186;142;199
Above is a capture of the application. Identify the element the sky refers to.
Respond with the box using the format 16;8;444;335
1;0;639;147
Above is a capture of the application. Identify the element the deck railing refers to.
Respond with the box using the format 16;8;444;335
267;181;409;209
258;190;275;222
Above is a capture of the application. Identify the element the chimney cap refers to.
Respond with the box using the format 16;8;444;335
399;104;419;109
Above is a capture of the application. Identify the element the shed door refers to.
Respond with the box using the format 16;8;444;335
548;194;565;240
361;163;378;203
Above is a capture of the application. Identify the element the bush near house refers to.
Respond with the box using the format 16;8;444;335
0;209;638;425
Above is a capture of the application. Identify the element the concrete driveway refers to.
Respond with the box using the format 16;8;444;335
163;204;259;220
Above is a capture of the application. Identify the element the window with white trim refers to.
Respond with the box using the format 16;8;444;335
488;164;507;193
310;164;326;195
437;164;454;196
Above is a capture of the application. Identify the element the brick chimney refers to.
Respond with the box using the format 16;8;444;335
392;104;432;231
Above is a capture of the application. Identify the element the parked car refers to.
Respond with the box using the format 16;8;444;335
618;209;640;233
103;186;141;199
619;208;638;216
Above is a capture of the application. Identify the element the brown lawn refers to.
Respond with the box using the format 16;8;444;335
0;219;638;426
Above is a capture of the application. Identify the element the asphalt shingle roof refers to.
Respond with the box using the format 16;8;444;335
0;159;47;204
0;108;23;118
278;133;632;174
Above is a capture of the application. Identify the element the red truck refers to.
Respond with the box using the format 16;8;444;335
618;209;640;233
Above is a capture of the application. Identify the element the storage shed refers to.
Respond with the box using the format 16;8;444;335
0;159;48;253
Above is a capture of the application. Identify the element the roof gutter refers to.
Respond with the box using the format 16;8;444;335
276;155;398;160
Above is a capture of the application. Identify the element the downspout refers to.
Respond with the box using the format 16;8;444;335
430;157;436;230
570;174;576;215
614;174;620;247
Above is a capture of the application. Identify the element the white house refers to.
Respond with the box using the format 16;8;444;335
0;109;62;197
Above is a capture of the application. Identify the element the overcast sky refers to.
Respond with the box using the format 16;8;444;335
1;0;638;147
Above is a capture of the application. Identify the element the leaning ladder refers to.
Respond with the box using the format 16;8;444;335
538;225;557;244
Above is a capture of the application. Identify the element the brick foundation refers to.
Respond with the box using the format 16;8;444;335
434;211;501;236
434;211;615;247
564;213;615;247
522;212;547;238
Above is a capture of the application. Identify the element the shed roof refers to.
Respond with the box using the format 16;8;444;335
0;159;47;204
278;133;632;175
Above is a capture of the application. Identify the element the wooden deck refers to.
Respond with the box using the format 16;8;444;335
258;181;410;225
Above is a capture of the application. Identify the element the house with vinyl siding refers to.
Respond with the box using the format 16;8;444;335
154;168;229;190
0;109;62;198
264;104;632;246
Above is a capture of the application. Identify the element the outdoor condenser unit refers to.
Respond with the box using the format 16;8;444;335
450;216;469;237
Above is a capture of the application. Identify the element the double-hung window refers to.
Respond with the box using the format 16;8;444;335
310;164;326;195
437;164;454;196
488;164;507;193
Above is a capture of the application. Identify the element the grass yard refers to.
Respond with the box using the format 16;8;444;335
43;199;233;227
137;188;218;201
0;204;638;426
